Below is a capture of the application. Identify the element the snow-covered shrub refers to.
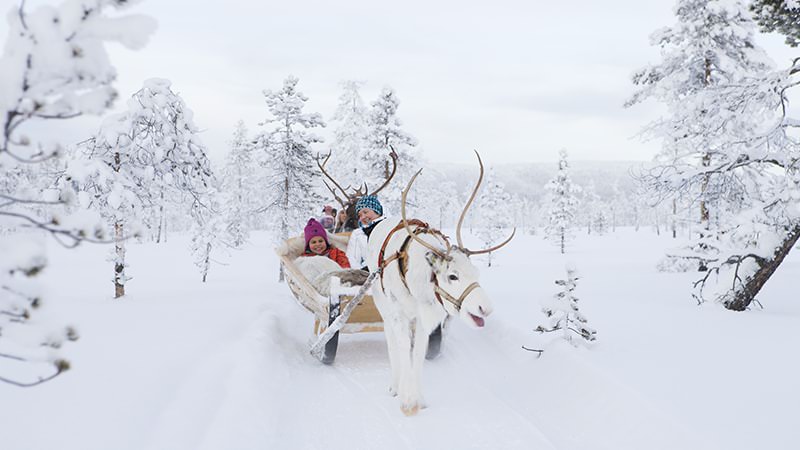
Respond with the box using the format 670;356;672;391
536;265;596;347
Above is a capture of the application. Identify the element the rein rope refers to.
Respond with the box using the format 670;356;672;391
377;219;480;311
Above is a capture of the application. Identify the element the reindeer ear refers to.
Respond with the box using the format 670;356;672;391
425;251;442;268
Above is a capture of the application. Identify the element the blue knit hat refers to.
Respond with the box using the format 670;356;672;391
355;195;383;217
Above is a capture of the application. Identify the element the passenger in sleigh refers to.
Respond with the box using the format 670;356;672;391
346;195;385;271
300;218;351;269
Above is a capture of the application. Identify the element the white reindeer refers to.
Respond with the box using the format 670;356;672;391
366;152;514;416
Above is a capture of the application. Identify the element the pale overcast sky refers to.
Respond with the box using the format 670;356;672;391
5;0;798;166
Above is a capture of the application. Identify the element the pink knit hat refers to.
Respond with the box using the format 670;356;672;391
304;218;328;247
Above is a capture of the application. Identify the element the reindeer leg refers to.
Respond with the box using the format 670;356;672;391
373;290;402;397
399;316;432;416
397;317;421;416
409;316;431;411
383;315;401;397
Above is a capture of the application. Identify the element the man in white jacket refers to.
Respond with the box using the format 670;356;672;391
346;195;385;271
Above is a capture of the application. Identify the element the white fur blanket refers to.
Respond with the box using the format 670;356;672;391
294;256;368;296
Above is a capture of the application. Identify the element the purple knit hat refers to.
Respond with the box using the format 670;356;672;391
304;218;329;247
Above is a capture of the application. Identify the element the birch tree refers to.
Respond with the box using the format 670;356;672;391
73;79;214;298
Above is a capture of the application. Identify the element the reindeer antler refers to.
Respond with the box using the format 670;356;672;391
401;169;450;260
455;150;515;256
316;151;352;208
367;147;399;196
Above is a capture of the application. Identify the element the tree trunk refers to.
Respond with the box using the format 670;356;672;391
112;150;126;299
671;199;677;239
612;210;616;233
724;225;800;311
279;176;289;283
202;242;211;283
114;221;125;299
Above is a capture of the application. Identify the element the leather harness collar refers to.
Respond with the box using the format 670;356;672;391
377;219;481;311
377;219;426;291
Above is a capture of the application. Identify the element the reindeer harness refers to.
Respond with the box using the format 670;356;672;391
377;220;480;311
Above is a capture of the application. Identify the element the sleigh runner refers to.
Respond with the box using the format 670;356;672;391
275;231;444;364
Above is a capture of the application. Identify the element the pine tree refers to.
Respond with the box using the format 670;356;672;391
593;206;609;236
536;265;596;347
750;0;800;47
257;76;325;282
581;181;600;235
365;86;418;212
474;168;513;267
627;0;773;270
544;150;581;254
0;0;154;386
221;120;258;247
328;80;369;189
73;79;215;298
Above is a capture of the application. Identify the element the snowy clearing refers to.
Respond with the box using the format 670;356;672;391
2;228;799;450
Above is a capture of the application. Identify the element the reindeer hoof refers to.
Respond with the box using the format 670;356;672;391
401;403;420;416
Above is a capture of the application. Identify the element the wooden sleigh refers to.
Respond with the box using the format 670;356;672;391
275;231;443;364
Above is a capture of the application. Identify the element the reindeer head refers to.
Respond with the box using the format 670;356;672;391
401;151;515;328
423;247;492;328
316;149;398;231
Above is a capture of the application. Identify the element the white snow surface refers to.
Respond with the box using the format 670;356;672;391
2;228;799;450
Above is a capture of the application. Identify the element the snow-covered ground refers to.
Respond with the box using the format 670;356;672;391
3;227;799;450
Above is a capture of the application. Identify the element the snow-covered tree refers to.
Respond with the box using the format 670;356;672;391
536;265;596;347
190;187;229;283
627;0;773;269
364;86;418;212
328;80;369;189
627;1;800;310
593;206;609;236
750;0;800;47
0;0;154;386
685;57;800;310
581;181;601;235
221;120;258;246
474;168;513;267
73;79;215;298
434;179;460;229
544;149;581;254
256;76;325;281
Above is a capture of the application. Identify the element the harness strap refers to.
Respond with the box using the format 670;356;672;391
377;219;479;310
430;274;480;311
378;219;428;291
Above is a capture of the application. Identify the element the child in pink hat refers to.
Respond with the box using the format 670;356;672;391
301;218;350;268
